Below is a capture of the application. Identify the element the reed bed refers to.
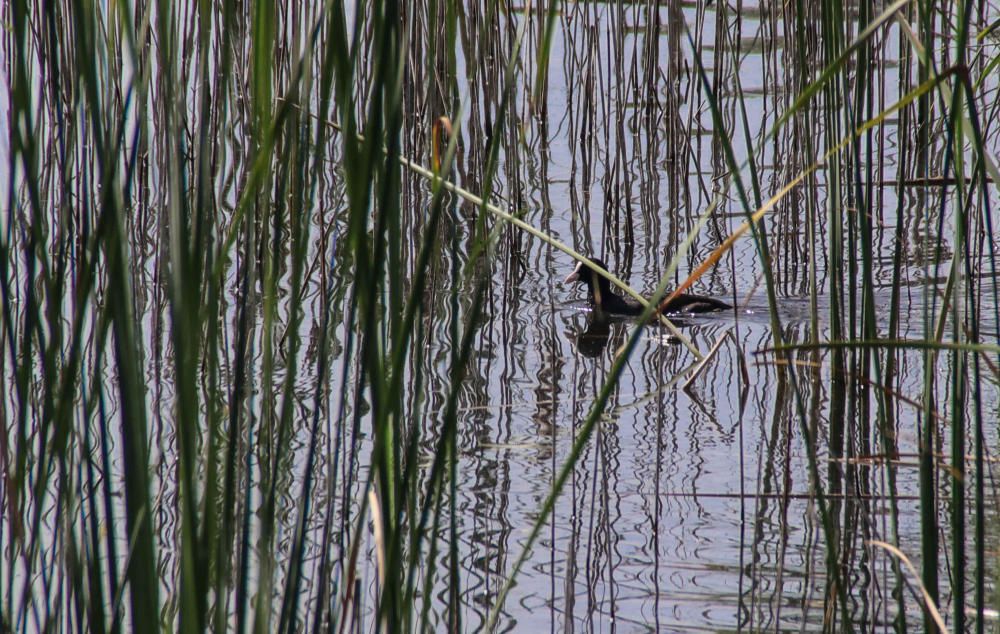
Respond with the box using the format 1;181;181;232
2;0;999;631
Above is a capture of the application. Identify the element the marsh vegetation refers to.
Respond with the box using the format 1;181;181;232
2;0;1000;631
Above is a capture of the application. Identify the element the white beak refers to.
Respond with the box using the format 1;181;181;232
564;262;583;284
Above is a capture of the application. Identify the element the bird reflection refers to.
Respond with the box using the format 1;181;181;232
569;310;692;357
568;310;619;357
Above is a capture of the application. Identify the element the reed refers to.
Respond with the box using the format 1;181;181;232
2;0;997;631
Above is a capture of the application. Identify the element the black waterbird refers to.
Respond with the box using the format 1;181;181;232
564;258;731;315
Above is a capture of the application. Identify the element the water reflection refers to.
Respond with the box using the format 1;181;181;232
567;310;618;358
5;0;999;631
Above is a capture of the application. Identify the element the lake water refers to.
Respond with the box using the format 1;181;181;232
3;1;999;632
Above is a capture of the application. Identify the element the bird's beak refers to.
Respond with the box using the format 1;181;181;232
564;269;580;284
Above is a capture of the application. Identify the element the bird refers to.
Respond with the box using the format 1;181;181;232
564;258;731;315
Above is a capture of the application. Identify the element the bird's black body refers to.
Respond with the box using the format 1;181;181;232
564;258;731;315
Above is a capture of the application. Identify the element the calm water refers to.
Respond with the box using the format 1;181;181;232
373;5;999;631
4;1;1000;632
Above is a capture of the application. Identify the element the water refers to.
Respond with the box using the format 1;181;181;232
3;1;1000;632
380;3;1000;629
436;287;986;630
